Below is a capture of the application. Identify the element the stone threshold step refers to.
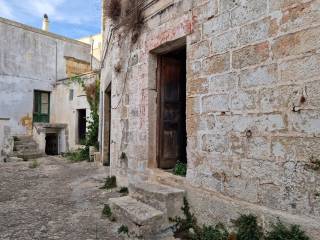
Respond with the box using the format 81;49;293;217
131;182;185;197
109;196;164;226
130;182;185;219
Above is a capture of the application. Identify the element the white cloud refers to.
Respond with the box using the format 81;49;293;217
21;0;65;18
0;0;14;19
0;0;100;38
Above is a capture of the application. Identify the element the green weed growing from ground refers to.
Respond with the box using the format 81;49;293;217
118;225;129;236
64;148;89;162
174;161;187;177
266;220;310;240
118;187;129;195
171;198;310;240
100;176;117;190
29;159;40;169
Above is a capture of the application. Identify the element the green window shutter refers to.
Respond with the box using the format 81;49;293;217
33;91;50;123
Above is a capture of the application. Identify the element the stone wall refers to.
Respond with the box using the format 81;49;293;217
101;0;320;236
0;17;91;136
0;119;13;162
51;73;98;151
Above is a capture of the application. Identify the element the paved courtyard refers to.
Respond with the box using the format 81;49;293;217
0;156;123;240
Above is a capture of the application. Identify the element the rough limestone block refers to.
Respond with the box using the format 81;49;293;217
239;17;273;46
279;1;320;33
230;0;267;27
109;196;164;237
272;26;320;59
211;29;239;54
129;182;185;219
189;40;210;60
232;42;270;69
202;94;229;113
279;54;320;83
202;134;229;153
203;52;230;75
240;64;278;88
208;72;239;93
246;137;271;160
203;12;230;37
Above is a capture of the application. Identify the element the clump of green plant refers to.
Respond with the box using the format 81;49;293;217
102;204;116;221
233;214;264;240
100;176;117;190
64;147;89;162
171;197;198;235
174;161;187;177
171;199;310;240
118;225;129;236
119;187;129;195
69;76;100;152
102;204;112;218
308;155;320;171
29;159;40;169
171;197;229;240
197;224;229;240
266;220;310;240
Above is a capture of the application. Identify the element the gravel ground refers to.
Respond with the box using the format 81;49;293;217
0;156;124;240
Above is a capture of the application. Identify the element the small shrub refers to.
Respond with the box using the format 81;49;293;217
174;161;187;177
102;204;112;218
233;214;264;240
197;224;229;240
29;159;40;169
64;148;89;162
118;225;129;236
171;197;199;238
266;220;310;240
119;187;129;195
100;176;117;190
102;204;116;221
308;155;320;171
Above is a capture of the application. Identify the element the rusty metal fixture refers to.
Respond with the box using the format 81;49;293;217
114;62;122;73
300;95;306;104
245;129;253;138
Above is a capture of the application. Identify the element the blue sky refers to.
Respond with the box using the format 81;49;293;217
0;0;101;39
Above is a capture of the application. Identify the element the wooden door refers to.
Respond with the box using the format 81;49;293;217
158;56;184;169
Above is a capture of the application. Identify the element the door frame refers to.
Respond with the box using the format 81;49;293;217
156;53;186;169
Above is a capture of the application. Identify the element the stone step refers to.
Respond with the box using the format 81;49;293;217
10;151;45;161
14;135;33;141
129;182;185;219
15;143;38;151
109;196;168;238
14;140;38;146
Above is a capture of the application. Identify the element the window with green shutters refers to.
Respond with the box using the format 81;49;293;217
33;91;50;123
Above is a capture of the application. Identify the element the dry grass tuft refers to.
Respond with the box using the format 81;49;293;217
105;0;122;21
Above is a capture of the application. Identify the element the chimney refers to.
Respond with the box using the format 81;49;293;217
42;14;49;31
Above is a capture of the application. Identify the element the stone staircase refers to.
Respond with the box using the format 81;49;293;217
10;135;45;161
109;182;185;239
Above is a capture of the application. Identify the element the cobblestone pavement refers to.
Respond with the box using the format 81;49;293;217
0;156;123;240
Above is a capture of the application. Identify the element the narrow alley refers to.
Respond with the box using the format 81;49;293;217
0;157;122;240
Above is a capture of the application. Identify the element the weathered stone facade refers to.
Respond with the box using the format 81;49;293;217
0;17;98;155
101;0;320;237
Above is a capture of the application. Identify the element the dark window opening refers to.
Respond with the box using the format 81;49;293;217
157;46;187;169
45;133;58;155
78;109;86;144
